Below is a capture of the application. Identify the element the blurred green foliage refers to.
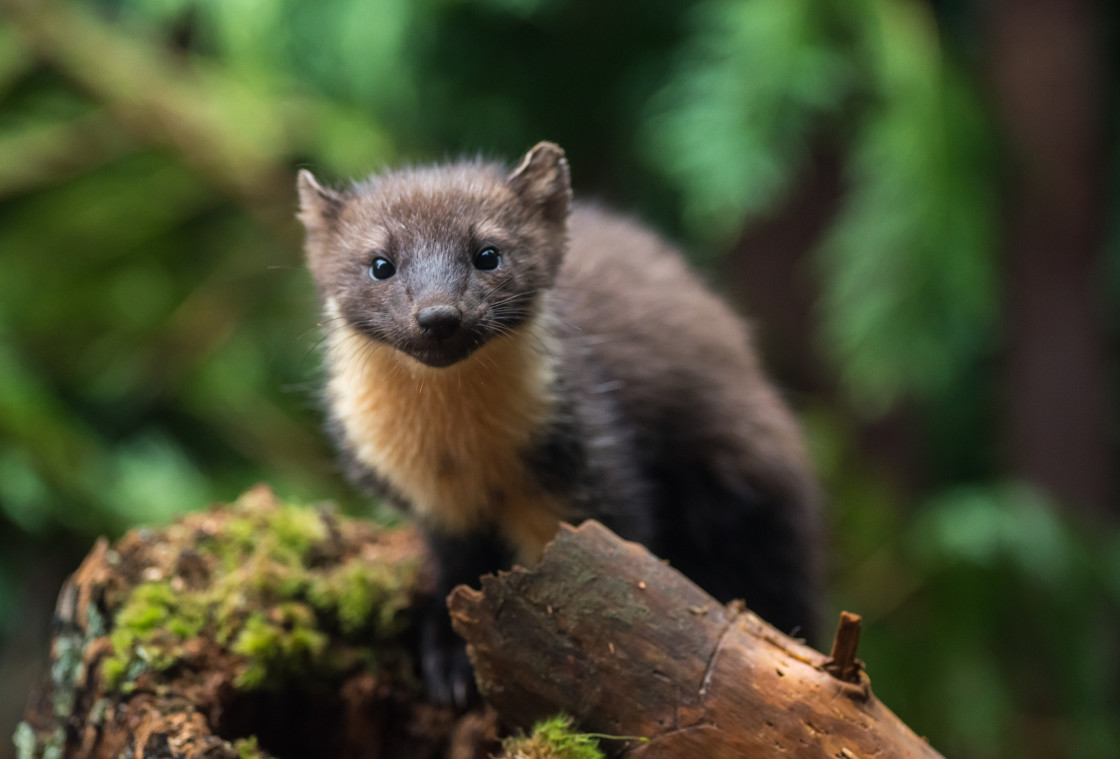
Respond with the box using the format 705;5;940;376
646;0;998;414
1;1;1117;758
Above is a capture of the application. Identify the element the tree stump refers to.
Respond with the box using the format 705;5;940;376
15;485;499;759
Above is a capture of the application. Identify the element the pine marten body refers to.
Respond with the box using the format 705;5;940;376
298;143;822;704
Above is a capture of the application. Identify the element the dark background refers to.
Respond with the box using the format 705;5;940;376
1;0;1117;757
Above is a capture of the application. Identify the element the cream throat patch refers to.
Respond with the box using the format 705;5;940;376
323;297;567;563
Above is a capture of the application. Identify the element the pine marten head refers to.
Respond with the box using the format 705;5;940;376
298;142;571;368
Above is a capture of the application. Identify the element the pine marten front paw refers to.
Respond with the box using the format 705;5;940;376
419;599;477;708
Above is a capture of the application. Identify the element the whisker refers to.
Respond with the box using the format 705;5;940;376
488;289;539;309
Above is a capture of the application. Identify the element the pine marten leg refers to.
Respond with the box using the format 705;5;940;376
419;526;511;707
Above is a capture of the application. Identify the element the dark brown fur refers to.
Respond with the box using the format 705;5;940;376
299;143;823;705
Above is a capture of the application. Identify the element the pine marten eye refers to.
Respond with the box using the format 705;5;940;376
473;247;500;271
369;257;396;280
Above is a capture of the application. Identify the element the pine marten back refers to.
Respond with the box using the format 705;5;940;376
298;142;823;705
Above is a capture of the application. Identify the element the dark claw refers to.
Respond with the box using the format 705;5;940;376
420;597;478;708
419;528;510;707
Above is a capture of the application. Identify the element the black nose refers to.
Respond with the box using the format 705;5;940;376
416;305;462;340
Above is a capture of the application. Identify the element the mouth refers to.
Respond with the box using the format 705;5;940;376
339;301;505;369
396;329;489;368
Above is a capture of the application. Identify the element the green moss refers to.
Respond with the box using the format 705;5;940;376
502;715;653;759
232;735;264;759
99;493;415;694
49;635;82;718
85;600;108;638
308;559;417;637
101;581;206;688
231;605;328;689
205;494;328;572
502;716;605;759
12;720;65;759
12;721;36;759
264;505;328;561
100;656;127;690
25;596;103;755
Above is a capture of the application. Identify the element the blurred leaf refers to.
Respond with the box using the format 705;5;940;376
817;3;997;415
0;449;52;534
910;483;1076;587
104;432;208;525
0;110;136;199
0;23;34;99
7;0;395;208
940;652;1013;753
645;0;998;413
642;0;854;247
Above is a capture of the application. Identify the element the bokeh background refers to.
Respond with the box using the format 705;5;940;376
1;0;1117;757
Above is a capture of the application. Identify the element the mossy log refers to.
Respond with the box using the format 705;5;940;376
15;486;499;759
449;521;945;759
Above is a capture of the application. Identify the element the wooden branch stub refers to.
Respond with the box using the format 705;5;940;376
449;520;944;759
826;611;865;685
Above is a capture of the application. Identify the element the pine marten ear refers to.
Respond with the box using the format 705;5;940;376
297;169;344;231
507;142;571;225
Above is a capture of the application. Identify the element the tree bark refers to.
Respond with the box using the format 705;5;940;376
450;520;943;759
986;0;1114;517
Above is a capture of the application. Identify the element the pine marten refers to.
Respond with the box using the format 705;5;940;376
298;142;823;705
